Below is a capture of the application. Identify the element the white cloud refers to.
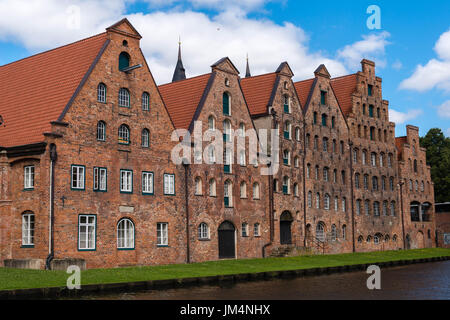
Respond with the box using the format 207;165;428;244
337;31;390;70
0;0;391;84
389;108;423;125
392;60;402;70
400;29;450;92
437;100;450;118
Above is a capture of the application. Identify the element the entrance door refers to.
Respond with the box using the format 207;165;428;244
280;211;293;245
218;221;235;259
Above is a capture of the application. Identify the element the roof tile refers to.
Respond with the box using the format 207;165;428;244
240;73;277;116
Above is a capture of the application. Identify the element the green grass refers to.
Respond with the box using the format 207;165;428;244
1;248;449;291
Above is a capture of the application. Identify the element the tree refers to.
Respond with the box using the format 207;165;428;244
420;128;450;203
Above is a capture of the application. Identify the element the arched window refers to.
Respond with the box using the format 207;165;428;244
118;124;130;144
315;166;319;180
142;92;150;111
421;181;424;192
253;182;260;199
306;134;310;149
355;173;360;189
414;160;418;173
294;156;299;168
331;225;337;241
323;167;329;182
283;95;290;113
224;180;233;208
283;176;290;195
223;119;231;142
367;235;372;243
365;200;370;215
390;177;395;191
97;83;107;103
393;234;398;242
314;135;319;150
119;88;130;107
141;128;150;147
119;52;130;71
334;196;339;211
342;225;347;240
117;218;134;249
308;191;312;208
362;150;367;165
198;223;210;240
284;121;291;139
208;116;216;131
316;222;325;242
195;177;202;195
383;201;388;216
379;153;384;167
374;233;382;245
315;193;320;209
223;92;231;115
321;114;328;127
306;164;311;179
22;211;35;246
342;197;347;212
390;201;396;216
353;148;359;163
283;149;291;166
209;179;216;196
324;194;330;210
372;176;378;191
295;127;301;141
341;170;346;185
371;152;377;167
356;199;362;215
97;121;106;141
323;137;328;152
294;183;299;197
358;235;364;244
240;182;247;198
373;201;380;216
364;174;369;189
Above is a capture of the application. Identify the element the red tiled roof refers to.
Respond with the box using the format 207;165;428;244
330;74;357;116
0;32;108;148
240;73;277;116
158;73;212;130
294;78;315;109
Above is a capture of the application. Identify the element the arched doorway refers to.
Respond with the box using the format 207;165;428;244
406;234;411;250
218;221;236;259
417;231;425;249
280;211;293;245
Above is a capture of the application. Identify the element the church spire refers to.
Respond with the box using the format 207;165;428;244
245;53;251;78
172;37;186;82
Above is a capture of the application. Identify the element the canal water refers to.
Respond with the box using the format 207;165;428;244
94;261;450;300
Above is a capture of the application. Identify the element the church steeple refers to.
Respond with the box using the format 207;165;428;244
172;38;186;82
245;53;251;78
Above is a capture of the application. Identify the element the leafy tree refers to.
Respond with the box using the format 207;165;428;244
420;128;450;203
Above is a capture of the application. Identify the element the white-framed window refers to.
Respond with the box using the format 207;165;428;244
97;83;107;103
335;196;339;212
254;223;260;237
253;182;260;199
295;127;301;141
97;121;106;141
208;116;215;131
294;183;299;197
142;92;150;111
164;174;175;195
119;88;130;107
342;225;347;240
117;218;135;249
342;198;346;212
22;212;34;246
71;165;85;190
157;222;168;246
118;124;130;144
198;223;210;240
362;151;367;165
120;170;133;193
78;215;96;250
224;180;233;207
283;149;291;166
294;157;299;168
141;129;150;148
241;223;249;237
324;194;330;210
316;193;320;209
24;165;35;189
323;167;329;182
195;177;203;195
371;153;377;167
142;171;154;194
331;225;337;241
93;167;107;191
209;179;216;197
308;191;312;208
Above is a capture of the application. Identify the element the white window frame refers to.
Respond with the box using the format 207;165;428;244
198;223;210;240
119;88;130;107
142;171;154;195
164;174;175;195
22;213;35;246
157;222;169;246
97;121;106;141
254;223;260;237
78;215;96;250
93;167;107;191
120;169;133;193
71;165;85;190
24;165;35;190
142;92;150;111
241;223;249;237
117;218;135;249
97;83;107;103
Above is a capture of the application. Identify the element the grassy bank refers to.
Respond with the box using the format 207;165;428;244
1;248;449;291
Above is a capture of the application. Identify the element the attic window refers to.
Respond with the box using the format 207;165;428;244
225;78;230;87
284;81;288;90
119;52;130;71
122;40;128;47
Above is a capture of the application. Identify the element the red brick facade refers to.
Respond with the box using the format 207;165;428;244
0;19;437;269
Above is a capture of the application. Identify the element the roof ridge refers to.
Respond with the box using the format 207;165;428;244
158;72;211;88
0;32;107;68
330;73;357;81
240;72;276;81
294;77;315;85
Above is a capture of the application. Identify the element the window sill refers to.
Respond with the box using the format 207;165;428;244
118;248;135;251
23;188;34;191
157;245;169;248
21;245;34;248
142;192;154;196
198;238;211;242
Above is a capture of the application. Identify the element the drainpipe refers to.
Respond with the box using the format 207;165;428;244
349;141;356;252
46;144;57;270
302;120;307;248
399;180;406;250
183;160;191;263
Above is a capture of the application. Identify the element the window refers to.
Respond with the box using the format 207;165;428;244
308;191;312;208
117;219;134;249
323;137;328;152
194;177;203;195
93;167;107;192
118;88;130;107
368;84;373;96
365;200;370;215
78;215;96;250
371;153;377;167
208;116;215;131
283;95;290;113
364;175;369;190
24;166;35;190
388;154;393;168
157;222;168;246
119;52;130;71
313;112;317;125
341;171;346;185
97;121;106;141
390;177;395;191
283;176;290;195
22;212;34;246
141;129;150;148
283;150;290;166
334;196;339;211
284;121;291;139
373;202;380;216
97;83;107;103
294;157;299;168
323;167;329;182
306;134;310;149
342;198;346;213
120;170;133;193
164;174;175;195
340;141;344;154
370;127;375;140
379;154;384;167
209;179;216;197
320;91;327;105
316;223;325;242
372;176;378;191
362;151;367;165
383;201;388;216
240;182;247;198
315;193;320;209
355;173;360;189
223;92;231;115
142;172;154;194
369;105;374;117
273;179;279;192
198;223;210;240
321;114;327;127
254;223;260;237
71;165;85;190
118;124;130;144
237;150;245;167
374;234;380;245
315;166;319;180
242;223;249;237
224;148;232;173
314;136;319;150
142;92;150;111
356;200;362;215
224;180;233;207
253;183;260;199
294;183;299;197
306;164;311;179
295;127;301;141
342;225;347;240
223;120;231;142
333;169;337;183
331;117;335;128
353;149;358;163
358;236;363;244
324;194;330;210
331;225;337;241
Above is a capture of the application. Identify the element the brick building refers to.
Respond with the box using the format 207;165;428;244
0;19;437;269
435;203;450;248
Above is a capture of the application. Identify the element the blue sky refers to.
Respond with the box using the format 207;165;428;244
0;0;449;137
